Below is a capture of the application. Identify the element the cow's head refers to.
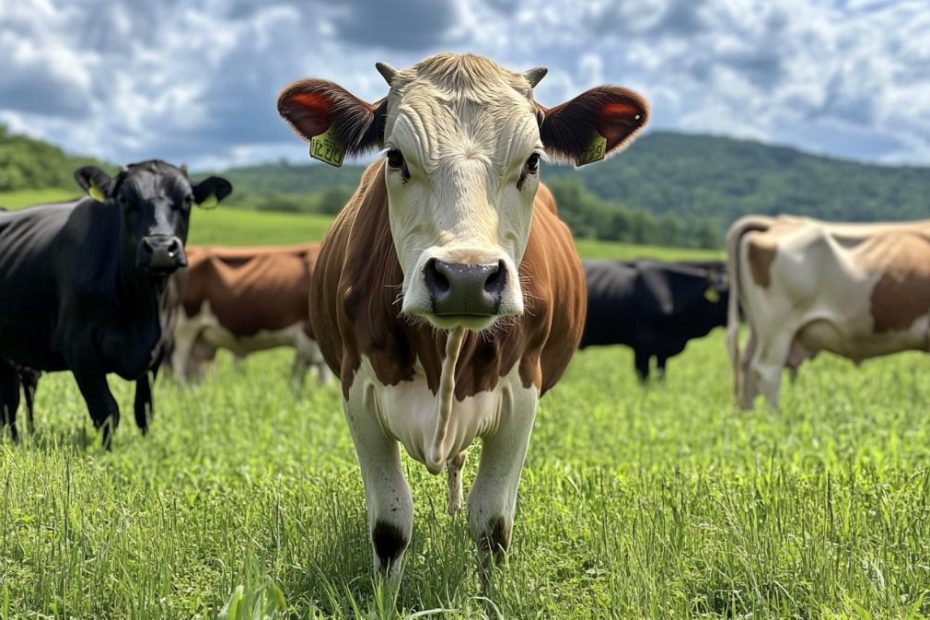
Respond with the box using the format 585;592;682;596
75;162;232;276
278;53;647;330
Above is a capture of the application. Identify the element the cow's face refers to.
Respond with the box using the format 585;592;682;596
278;53;648;331
75;162;232;276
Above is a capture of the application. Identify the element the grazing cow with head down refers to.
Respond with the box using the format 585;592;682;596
0;161;231;446
171;243;329;388
727;214;930;409
581;259;729;381
278;53;648;574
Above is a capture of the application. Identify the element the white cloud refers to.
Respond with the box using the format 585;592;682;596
0;0;928;168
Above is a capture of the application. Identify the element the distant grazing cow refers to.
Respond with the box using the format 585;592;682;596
277;53;647;574
581;259;729;380
0;161;231;446
727;214;930;408
171;244;329;388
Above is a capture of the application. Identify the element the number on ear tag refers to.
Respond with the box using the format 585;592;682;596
577;133;607;166
309;126;346;167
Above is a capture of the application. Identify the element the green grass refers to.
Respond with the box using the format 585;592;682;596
0;188;79;209
2;335;930;617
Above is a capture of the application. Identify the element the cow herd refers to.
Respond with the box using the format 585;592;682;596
1;53;927;579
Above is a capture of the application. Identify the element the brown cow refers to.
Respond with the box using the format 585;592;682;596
728;214;930;408
277;53;648;575
171;244;329;389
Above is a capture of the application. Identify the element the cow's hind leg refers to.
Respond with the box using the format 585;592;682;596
468;384;538;570
0;360;21;442
447;451;467;516
634;349;650;384
656;355;668;381
133;374;153;435
749;331;793;410
19;368;39;434
343;393;413;576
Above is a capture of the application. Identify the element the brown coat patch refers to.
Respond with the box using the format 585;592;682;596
865;231;930;333
310;160;586;400
746;235;778;288
183;244;322;338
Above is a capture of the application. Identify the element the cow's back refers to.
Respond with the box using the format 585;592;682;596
184;244;321;337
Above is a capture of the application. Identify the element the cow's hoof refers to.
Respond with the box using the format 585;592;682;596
372;520;408;576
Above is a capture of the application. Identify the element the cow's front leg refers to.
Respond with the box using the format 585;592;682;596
0;360;22;442
133;374;153;434
70;359;120;450
343;394;412;576
467;385;538;568
447;451;467;516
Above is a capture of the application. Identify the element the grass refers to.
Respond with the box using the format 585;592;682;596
0;188;79;209
2;335;930;617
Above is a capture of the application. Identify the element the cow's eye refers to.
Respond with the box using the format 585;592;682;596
183;194;194;207
526;153;540;174
386;149;405;169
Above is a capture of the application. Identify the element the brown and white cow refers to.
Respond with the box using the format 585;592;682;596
277;53;648;574
728;214;930;409
171;244;329;389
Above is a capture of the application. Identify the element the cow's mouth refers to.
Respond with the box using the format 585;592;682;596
424;313;499;331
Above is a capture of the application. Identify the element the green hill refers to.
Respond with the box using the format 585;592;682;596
219;131;930;227
0;124;107;191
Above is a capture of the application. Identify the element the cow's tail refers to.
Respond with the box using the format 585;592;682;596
427;327;467;475
726;215;774;402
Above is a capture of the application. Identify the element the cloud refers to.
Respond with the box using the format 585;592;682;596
0;0;928;168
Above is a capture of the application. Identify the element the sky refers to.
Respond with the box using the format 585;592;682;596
1;0;929;170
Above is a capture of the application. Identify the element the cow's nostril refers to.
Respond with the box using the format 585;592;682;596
141;239;154;254
484;260;506;296
424;258;450;295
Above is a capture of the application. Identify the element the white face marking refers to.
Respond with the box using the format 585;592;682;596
382;60;543;331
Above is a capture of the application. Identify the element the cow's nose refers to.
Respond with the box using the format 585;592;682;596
423;258;506;316
139;235;187;272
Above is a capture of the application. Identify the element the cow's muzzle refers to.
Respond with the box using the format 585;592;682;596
138;235;187;274
423;258;507;317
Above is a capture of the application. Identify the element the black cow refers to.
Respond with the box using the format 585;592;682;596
580;259;729;381
0;161;231;446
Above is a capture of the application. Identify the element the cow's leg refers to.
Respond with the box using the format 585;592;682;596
656;355;668;381
468;385;538;569
20;369;39;435
344;395;413;576
737;329;758;409
170;315;201;382
289;352;310;394
633;349;650;383
748;332;793;410
70;360;120;450
0;360;21;442
447;451;467;516
133;374;153;435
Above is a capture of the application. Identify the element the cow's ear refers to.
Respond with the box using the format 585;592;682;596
537;87;648;167
192;176;233;210
277;79;387;166
74;166;114;202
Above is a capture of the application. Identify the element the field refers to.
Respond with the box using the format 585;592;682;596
2;187;926;618
2;335;930;618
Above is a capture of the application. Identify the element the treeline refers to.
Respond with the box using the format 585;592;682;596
0;124;105;191
547;179;721;248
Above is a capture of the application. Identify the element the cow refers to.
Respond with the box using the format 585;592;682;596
580;259;729;381
0;161;231;446
277;53;648;575
170;244;330;388
727;214;930;409
12;240;187;436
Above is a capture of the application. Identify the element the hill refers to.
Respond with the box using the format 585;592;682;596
219;131;930;228
0;124;107;191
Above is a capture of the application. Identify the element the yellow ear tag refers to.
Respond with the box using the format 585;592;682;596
704;286;720;303
88;185;106;202
309;125;346;167
197;194;218;210
577;133;607;167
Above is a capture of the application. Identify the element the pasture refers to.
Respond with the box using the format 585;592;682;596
2;330;929;617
